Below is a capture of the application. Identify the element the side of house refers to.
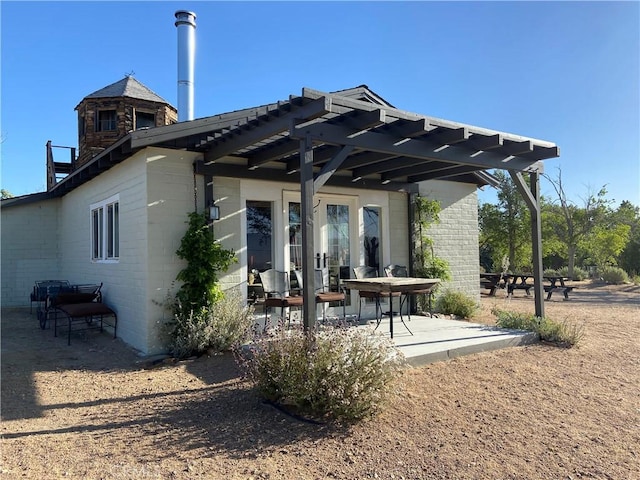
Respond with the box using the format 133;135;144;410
1;147;203;355
1;197;62;306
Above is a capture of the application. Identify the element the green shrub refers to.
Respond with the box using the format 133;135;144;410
167;289;255;359
536;317;585;347
436;289;478;318
543;268;559;277
555;266;588;281
237;327;405;423
492;308;584;347
600;266;629;285
491;308;539;331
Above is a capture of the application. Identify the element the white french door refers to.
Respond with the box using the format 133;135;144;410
284;192;357;316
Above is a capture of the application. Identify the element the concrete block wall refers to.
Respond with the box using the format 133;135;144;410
1;199;62;306
418;180;481;301
56;147;201;355
145;148;203;354
211;177;243;293
58;151;149;353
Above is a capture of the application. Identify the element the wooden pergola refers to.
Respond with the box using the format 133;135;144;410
56;85;560;327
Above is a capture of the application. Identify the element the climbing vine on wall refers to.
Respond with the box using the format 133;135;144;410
413;196;451;283
175;212;237;309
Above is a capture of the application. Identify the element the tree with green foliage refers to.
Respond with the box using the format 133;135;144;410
479;171;531;272
1;189;14;199
542;169;611;278
612;201;640;275
584;223;631;269
175;212;237;309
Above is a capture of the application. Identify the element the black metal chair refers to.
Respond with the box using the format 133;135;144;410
293;269;346;324
384;264;435;318
30;280;71;314
260;269;303;328
352;266;400;326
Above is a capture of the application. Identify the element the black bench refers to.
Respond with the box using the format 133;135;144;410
480;273;507;296
50;287;117;345
507;283;532;296
544;285;575;300
508;283;574;300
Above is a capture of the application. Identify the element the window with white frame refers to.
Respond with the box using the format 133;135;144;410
91;195;119;262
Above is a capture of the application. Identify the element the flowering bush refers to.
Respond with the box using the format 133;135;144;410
237;326;405;422
167;289;254;359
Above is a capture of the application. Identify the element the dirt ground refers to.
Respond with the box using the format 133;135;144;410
1;281;639;480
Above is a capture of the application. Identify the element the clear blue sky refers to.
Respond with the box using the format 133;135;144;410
1;1;638;207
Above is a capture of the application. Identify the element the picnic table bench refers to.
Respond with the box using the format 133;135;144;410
480;273;509;296
506;274;575;300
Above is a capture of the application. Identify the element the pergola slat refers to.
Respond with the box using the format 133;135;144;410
203;96;331;162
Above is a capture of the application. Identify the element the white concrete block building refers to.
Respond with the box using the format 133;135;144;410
1;74;558;355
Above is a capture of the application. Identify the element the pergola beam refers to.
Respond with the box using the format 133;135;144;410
314;145;355;192
510;170;545;318
408;165;486;183
291;121;542;172
353;156;424;178
248;138;299;168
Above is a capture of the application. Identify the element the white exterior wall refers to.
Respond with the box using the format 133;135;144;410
419;180;480;300
212;177;243;293
1;156;481;352
145;148;204;353
1;148;202;354
1;198;62;306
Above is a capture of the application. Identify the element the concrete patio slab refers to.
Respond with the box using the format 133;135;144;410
365;315;539;367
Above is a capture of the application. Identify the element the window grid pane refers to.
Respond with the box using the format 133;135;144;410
97;110;117;132
289;202;302;271
113;202;119;258
107;204;114;258
246;201;272;272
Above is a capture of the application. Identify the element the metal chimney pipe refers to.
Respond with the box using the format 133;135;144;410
175;10;196;122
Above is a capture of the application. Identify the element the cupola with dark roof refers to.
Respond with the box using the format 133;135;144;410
74;76;177;166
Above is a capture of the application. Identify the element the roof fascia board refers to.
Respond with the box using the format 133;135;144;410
1;192;54;208
49;136;133;195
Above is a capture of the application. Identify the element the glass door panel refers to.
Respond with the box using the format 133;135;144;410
324;203;350;296
285;195;355;315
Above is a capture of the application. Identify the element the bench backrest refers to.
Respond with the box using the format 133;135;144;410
50;292;100;307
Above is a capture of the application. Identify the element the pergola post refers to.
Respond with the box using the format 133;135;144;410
529;171;545;318
300;134;316;331
509;170;545;318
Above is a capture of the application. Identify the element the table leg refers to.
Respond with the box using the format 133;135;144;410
389;294;394;338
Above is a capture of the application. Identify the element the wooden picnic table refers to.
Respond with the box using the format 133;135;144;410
506;274;575;300
480;273;511;296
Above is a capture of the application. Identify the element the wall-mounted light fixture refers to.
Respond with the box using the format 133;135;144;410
208;201;220;222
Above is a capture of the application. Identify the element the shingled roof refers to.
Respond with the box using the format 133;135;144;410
78;76;172;106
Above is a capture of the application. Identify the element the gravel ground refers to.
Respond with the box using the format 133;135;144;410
1;281;638;480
